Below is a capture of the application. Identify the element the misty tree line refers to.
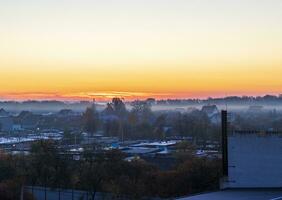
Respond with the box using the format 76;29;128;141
82;98;221;142
80;97;282;142
231;109;282;131
1;94;282;110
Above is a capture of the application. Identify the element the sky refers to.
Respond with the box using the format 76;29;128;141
0;0;282;101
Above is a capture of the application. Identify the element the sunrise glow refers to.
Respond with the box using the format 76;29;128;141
1;0;282;101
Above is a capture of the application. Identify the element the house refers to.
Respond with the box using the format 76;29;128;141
0;108;9;117
57;109;76;117
201;105;219;117
201;105;220;124
16;111;39;130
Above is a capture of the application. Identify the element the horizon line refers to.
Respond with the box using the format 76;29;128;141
0;92;281;103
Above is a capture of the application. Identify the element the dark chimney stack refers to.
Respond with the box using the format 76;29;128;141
221;110;228;176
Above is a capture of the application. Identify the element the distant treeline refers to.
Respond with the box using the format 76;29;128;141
1;94;282;113
155;94;282;105
0;100;96;113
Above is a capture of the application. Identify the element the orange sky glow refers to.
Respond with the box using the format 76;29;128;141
1;1;282;101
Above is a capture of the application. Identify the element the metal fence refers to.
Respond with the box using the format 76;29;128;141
25;186;115;200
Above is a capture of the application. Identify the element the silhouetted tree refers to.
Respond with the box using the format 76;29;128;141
112;98;127;118
83;106;99;134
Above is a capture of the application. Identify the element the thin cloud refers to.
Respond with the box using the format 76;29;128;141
0;91;173;101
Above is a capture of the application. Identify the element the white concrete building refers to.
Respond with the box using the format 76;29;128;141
222;131;282;188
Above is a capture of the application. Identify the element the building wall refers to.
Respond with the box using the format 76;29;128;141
223;133;282;188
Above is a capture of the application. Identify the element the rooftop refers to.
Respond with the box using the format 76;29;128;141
177;189;282;200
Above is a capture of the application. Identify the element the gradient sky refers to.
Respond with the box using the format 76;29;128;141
1;0;282;101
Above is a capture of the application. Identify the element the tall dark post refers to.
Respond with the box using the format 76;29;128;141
221;110;228;176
